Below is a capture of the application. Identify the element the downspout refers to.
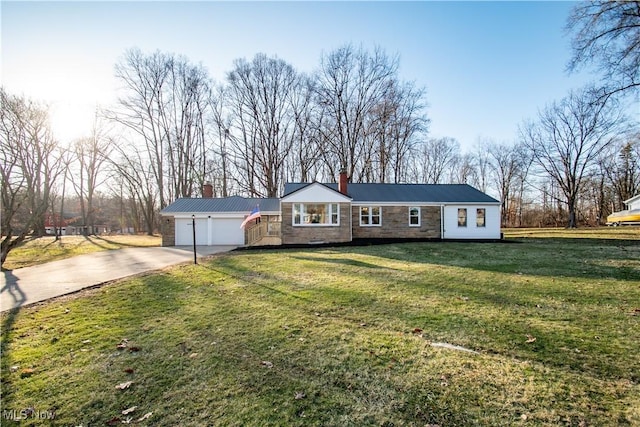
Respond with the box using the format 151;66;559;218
440;205;445;239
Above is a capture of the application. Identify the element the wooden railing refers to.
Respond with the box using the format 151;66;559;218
246;221;281;246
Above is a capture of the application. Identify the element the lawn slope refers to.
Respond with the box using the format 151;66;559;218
2;237;639;426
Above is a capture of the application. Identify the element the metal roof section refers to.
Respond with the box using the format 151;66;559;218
161;196;280;214
283;183;499;204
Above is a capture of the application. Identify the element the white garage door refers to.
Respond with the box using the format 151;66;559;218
175;217;245;246
211;218;245;245
175;218;209;246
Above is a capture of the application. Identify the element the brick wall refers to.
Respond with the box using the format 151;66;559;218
161;216;175;246
352;205;441;239
281;202;351;244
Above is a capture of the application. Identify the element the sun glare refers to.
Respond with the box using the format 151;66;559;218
49;101;98;144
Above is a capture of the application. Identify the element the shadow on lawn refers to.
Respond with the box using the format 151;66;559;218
201;261;312;303
354;238;640;282
92;235;158;248
1;270;24;403
289;255;396;270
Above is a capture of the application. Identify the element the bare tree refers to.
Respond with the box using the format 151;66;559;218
488;142;532;227
288;75;322;183
70;117;113;234
0;89;64;267
411;137;460;184
225;54;300;197
110;48;212;208
49;149;72;241
471;139;493;193
367;80;429;183
315;45;399;181
603;135;640;210
520;87;625;227
208;84;233;197
450;152;477;185
108;141;159;235
567;1;640;99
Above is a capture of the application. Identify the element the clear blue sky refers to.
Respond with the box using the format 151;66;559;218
2;1;598;151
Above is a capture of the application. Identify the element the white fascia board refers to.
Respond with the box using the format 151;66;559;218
281;182;351;203
352;201;499;206
174;211;280;218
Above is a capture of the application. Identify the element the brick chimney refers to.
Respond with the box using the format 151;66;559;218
338;168;348;195
203;181;213;198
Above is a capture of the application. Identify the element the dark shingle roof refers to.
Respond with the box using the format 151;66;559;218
283;183;499;204
160;196;280;214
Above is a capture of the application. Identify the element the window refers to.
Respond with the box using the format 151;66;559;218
360;206;381;226
409;207;421;226
293;203;339;226
476;208;486;227
457;208;467;227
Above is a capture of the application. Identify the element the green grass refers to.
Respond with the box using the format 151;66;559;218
3;235;161;270
2;234;639;426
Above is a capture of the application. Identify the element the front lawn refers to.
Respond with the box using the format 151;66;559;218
2;235;161;270
1;235;638;425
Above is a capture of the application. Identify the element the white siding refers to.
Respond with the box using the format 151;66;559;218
281;183;351;203
442;205;501;239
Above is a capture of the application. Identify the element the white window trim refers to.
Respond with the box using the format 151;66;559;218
409;206;421;227
292;203;340;227
360;206;382;227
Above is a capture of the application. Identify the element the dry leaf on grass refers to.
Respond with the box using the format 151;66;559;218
122;406;137;415
526;335;537;343
137;412;152;421
20;368;35;378
115;381;133;390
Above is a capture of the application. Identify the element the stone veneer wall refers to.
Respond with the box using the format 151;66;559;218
161;216;175;246
351;206;441;239
281;202;351;244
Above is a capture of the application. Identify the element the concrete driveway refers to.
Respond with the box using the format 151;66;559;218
0;245;235;312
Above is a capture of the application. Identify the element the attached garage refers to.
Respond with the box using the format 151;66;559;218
160;196;280;247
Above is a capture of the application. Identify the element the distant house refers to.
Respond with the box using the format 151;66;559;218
606;194;640;226
160;174;501;247
625;194;640;211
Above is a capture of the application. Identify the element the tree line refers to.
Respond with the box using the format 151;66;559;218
2;1;639;267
